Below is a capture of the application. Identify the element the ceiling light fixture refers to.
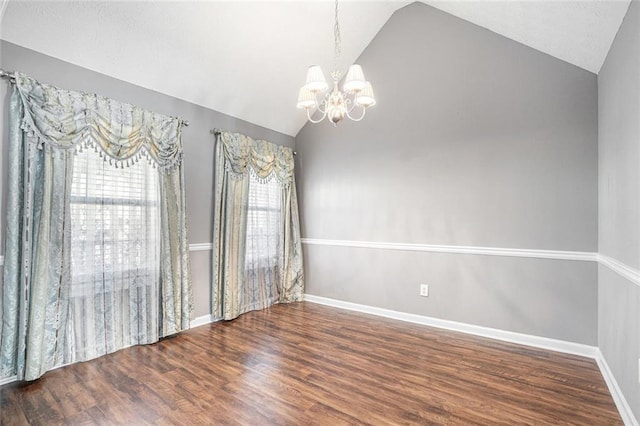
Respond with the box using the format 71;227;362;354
296;0;376;126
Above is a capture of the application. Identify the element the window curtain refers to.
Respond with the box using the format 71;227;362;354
213;130;303;321
0;73;192;381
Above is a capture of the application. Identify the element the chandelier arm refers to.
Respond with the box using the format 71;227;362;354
345;104;366;122
315;96;329;114
306;108;328;124
343;95;358;114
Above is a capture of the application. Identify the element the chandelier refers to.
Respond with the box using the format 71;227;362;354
296;0;376;126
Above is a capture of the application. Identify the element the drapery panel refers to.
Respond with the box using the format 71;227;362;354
0;73;192;381
213;130;303;321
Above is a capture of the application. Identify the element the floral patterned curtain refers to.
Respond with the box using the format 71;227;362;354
213;130;304;320
0;73;192;381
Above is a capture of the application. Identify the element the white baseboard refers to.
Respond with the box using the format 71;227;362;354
304;294;597;357
190;314;215;328
0;375;16;386
304;294;637;425
596;349;639;426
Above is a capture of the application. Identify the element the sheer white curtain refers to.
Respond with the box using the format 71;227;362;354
243;171;283;312
69;148;161;362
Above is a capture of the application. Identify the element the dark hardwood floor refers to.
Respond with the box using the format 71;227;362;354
1;302;622;425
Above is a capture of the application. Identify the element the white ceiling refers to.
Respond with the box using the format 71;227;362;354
424;0;630;74
0;0;631;137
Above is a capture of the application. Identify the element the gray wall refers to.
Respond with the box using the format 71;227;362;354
598;0;640;419
296;2;599;344
0;40;295;319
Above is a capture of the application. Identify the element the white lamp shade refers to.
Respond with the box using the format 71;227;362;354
355;82;376;107
344;64;367;92
297;87;317;109
304;65;328;92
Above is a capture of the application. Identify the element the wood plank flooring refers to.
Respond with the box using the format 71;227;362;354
0;302;622;425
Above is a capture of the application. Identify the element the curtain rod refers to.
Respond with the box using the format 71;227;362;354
0;68;189;127
0;69;16;81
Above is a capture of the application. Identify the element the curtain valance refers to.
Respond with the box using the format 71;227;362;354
14;72;184;171
216;129;295;185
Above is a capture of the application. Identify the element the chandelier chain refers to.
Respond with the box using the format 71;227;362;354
333;0;341;75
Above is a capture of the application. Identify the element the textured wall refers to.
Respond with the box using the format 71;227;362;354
0;41;295;318
296;2;598;344
598;0;640;419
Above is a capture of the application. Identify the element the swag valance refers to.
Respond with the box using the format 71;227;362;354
14;72;184;170
215;129;295;185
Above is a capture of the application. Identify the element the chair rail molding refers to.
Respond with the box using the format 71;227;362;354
301;238;640;289
301;238;597;261
598;253;640;288
186;239;640;288
189;243;213;252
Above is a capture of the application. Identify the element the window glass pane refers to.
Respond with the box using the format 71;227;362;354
68;150;161;356
242;171;283;313
245;173;282;269
70;152;161;289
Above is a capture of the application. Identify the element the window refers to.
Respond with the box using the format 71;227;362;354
69;149;161;356
245;172;282;268
243;171;283;308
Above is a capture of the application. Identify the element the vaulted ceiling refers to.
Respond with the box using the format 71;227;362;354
0;1;631;137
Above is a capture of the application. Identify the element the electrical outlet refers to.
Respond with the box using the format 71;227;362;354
638;358;640;384
420;284;429;297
